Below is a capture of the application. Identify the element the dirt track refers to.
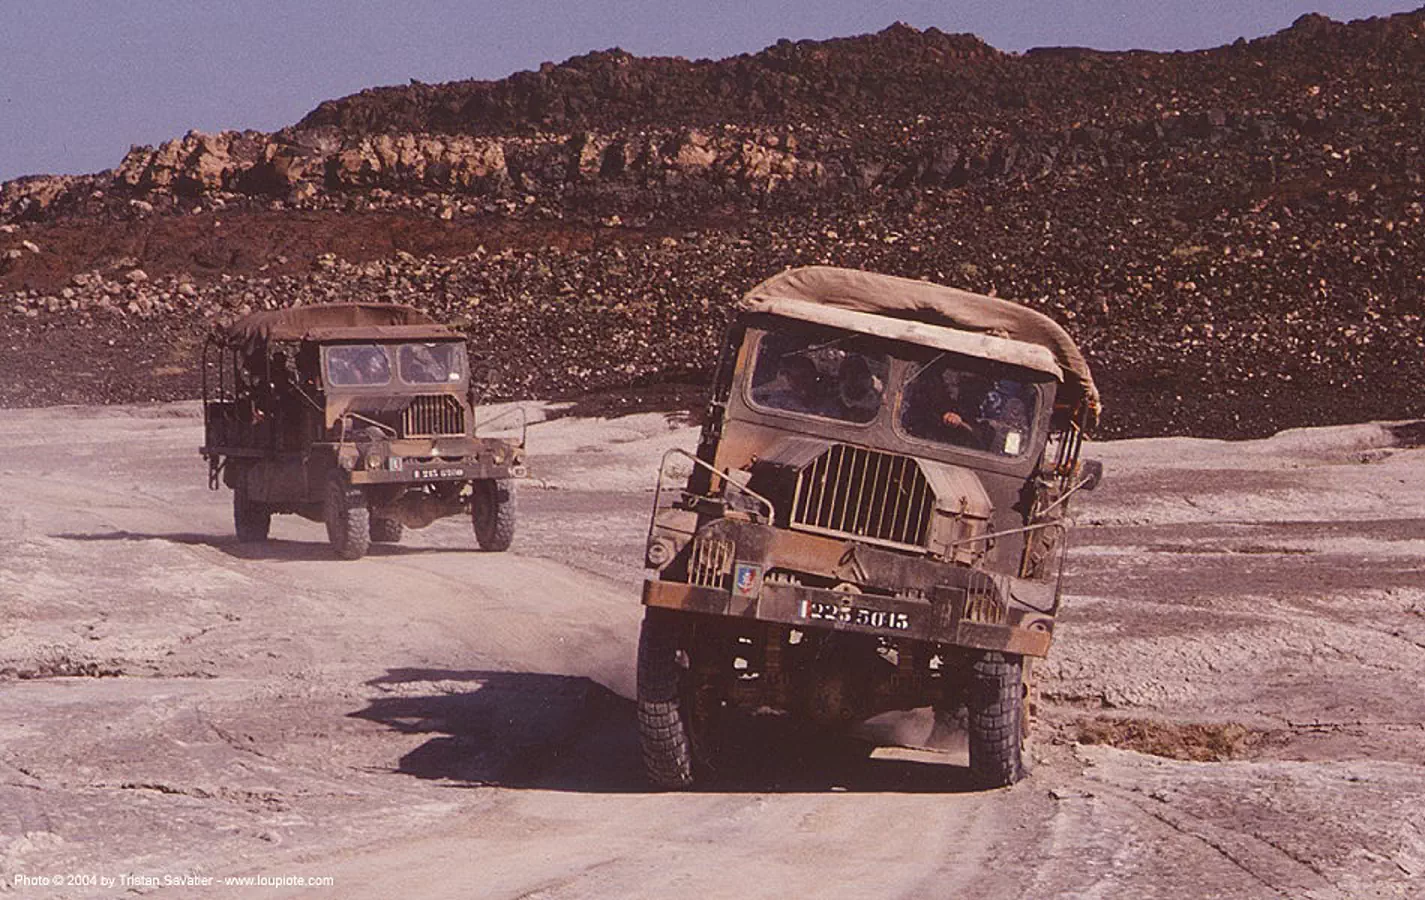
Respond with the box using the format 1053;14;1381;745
1;403;1422;898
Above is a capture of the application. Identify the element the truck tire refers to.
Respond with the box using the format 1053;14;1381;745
636;611;697;789
967;651;1026;788
370;517;404;543
471;478;516;551
324;475;371;560
232;475;271;543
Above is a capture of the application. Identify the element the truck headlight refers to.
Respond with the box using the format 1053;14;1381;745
646;538;675;567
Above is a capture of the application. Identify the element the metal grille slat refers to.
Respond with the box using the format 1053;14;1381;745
808;448;827;527
887;455;908;542
820;444;837;526
401;395;465;437
842;447;858;533
893;455;914;544
908;468;932;545
860;447;883;535
850;448;870;534
820;450;837;526
791;445;933;549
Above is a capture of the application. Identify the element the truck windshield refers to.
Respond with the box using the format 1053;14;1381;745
900;355;1038;456
397;342;466;385
325;344;392;387
748;330;889;425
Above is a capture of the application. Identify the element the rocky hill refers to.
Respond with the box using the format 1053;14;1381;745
2;10;1423;437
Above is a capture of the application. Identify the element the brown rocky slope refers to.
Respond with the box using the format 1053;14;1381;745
2;11;1423;438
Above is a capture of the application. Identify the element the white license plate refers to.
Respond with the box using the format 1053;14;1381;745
412;467;467;479
800;599;911;631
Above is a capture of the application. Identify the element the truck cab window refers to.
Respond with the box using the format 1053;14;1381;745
326;345;391;386
901;356;1037;456
748;330;889;425
398;343;464;384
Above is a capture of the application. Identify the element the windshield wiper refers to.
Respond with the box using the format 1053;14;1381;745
906;351;948;383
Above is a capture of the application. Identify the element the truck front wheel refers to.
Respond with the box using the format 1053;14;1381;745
471;478;516;551
967;651;1027;788
636;610;702;789
324;475;371;560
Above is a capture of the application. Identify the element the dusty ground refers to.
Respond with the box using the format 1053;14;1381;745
0;403;1422;899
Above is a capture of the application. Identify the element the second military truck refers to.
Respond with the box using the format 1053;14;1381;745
201;303;524;559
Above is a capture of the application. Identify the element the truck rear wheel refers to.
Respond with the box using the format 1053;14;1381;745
967;651;1026;788
232;474;271;543
471;479;516;551
370;517;404;543
324;475;371;560
636;610;701;789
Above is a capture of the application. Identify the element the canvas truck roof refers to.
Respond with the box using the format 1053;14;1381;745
302;324;464;343
219;304;453;352
741;266;1100;422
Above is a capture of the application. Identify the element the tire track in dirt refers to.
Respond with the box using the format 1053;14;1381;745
1094;781;1345;899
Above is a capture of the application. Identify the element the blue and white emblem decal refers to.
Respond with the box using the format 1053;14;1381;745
732;563;763;596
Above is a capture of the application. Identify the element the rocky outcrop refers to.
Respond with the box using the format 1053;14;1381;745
295;29;1003;138
115;130;267;194
327;132;507;191
1;123;838;222
0;173;98;223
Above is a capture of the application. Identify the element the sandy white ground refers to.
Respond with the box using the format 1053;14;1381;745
0;403;1421;899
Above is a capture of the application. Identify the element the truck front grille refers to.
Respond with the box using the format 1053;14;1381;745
401;395;465;437
688;535;734;590
791;445;933;549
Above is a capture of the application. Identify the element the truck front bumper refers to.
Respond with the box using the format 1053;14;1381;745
339;436;525;485
348;458;523;485
642;578;1053;658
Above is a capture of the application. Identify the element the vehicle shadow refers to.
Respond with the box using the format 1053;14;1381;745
51;530;465;562
351;668;985;794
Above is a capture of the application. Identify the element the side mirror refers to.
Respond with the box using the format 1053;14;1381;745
1078;458;1104;491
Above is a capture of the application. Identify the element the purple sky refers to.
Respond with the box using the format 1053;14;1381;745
0;1;1418;182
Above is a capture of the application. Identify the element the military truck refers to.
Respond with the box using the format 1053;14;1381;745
637;267;1102;789
200;303;525;559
